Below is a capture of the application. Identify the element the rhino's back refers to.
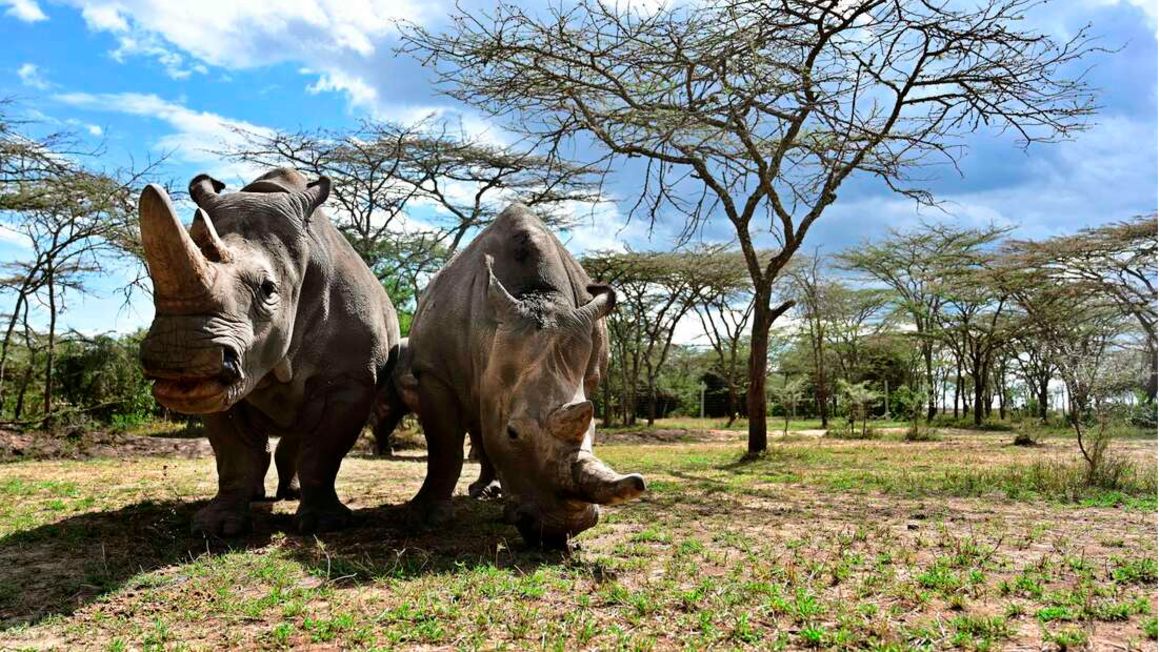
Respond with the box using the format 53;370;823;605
408;205;594;402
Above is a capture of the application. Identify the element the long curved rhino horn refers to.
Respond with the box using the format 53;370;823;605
572;452;646;505
139;184;215;303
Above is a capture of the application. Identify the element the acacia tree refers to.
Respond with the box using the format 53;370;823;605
2;171;143;425
840;223;1008;421
403;0;1097;454
583;251;706;426
994;253;1136;483
226;118;601;319
691;249;756;426
1009;215;1158;402
821;284;893;385
0;106;151;421
772;376;806;436
1009;333;1056;421
786;256;833;427
935;253;1013;427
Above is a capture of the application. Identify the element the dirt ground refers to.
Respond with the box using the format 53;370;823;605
0;426;1155;650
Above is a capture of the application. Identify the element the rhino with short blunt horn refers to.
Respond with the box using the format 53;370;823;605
380;203;644;548
138;168;400;536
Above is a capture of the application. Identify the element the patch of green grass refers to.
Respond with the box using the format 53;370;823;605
1143;615;1158;640
950;613;1012;649
1110;556;1158;584
1041;625;1088;650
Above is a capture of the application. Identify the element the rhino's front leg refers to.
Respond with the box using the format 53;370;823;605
294;381;374;533
274;433;301;501
196;407;269;537
407;378;465;526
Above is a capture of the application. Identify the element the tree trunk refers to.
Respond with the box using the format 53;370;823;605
922;339;936;422
0;292;28;411
746;298;771;455
42;268;57;428
1038;376;1050;421
1146;340;1157;404
602;380;613;427
14;362;33;420
972;371;985;426
646;376;657;427
953;364;961;419
626;380;637;426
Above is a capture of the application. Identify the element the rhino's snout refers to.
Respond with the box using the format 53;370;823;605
140;335;245;414
141;340;239;382
508;501;600;550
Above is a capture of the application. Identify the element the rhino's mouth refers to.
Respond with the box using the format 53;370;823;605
151;377;242;414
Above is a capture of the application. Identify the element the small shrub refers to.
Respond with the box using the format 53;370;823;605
905;426;939;442
1012;430;1040;446
826;427;881;440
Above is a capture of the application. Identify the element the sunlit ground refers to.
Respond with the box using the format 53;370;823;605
0;425;1155;650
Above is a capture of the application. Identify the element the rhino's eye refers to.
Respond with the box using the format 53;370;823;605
260;279;277;297
507;426;519;440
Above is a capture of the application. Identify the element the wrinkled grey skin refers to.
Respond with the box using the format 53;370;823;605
379;204;645;548
138;168;400;536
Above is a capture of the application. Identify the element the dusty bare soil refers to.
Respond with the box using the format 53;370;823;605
0;427;1155;650
0;426;213;463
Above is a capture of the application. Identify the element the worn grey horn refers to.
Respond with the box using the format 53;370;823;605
572;452;646;505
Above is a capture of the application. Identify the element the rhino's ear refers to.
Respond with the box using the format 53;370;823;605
298;176;331;222
548;400;593;444
189;174;225;209
485;254;523;324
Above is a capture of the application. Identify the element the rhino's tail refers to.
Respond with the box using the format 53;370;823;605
370;339;414;457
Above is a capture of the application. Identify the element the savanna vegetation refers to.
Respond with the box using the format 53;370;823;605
0;0;1155;649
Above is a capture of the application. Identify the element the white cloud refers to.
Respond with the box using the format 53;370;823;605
1085;0;1158;36
54;92;271;184
16;62;50;89
2;0;46;22
80;4;128;31
304;68;380;110
64;0;427;70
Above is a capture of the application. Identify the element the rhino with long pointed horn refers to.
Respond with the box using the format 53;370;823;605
138;168;400;536
375;203;645;548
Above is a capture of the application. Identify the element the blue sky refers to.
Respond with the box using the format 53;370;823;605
0;0;1156;337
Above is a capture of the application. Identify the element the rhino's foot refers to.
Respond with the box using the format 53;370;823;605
404;498;455;529
275;480;301;502
468;479;502;500
296;500;353;534
193;498;251;538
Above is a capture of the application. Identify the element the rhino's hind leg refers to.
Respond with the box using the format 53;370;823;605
294;381;374;533
407;378;465;527
274;434;301;501
196;408;269;537
467;428;502;500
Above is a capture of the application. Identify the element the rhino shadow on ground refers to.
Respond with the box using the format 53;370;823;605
0;498;279;629
0;495;574;630
279;496;576;585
